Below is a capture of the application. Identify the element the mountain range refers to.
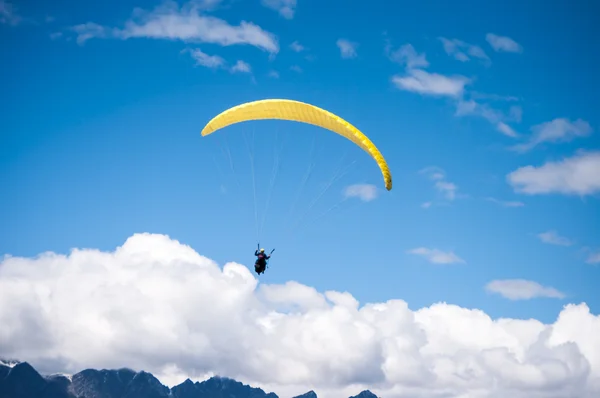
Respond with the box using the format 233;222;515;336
0;359;378;398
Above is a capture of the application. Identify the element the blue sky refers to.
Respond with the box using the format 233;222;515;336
2;0;600;331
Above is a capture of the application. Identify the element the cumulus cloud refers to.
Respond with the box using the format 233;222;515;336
511;118;593;152
439;37;490;64
392;69;469;98
0;0;21;25
486;33;523;53
261;0;297;19
507;151;600;196
486;279;566;300
538;230;573;247
387;43;429;69
407;247;465;264
70;1;279;53
1;233;600;397
336;38;358;59
343;184;378;202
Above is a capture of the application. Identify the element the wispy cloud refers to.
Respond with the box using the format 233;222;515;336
419;166;460;201
49;31;63;40
186;48;226;69
387;41;523;139
485;198;525;207
470;92;520;102
289;40;304;52
507;150;600;196
439;37;490;64
486;33;523;53
268;70;280;78
72;22;109;44
336;38;358;59
69;1;279;53
392;69;469;98
261;0;297;19
485;279;565;300
586;251;600;265
184;48;251;76
408;248;466;264
343;184;378;202
0;0;21;25
511;118;593;152
434;181;458;200
455;100;521;137
290;65;302;73
230;60;251;73
538;230;573;246
387;43;429;69
496;122;519;137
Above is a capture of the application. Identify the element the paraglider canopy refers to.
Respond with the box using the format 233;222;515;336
201;98;392;191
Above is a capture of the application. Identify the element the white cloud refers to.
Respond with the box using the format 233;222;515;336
419;167;460;201
230;60;251;73
70;1;279;53
586;252;600;264
439;37;490;63
186;48;226;68
486;197;525;207
407;247;465;264
434;181;458;200
507;151;600;196
470;92;520;102
421;201;432;209
0;0;21;25
538;230;573;247
497;122;519;137
486;33;523;53
455;100;520;137
509;105;523;123
392;69;469;98
261;0;297;19
336;38;358;59
183;48;250;75
485;279;566;300
387;43;429;69
343;184;378;202
290;65;302;73
1;233;600;397
511;118;593;152
268;70;280;78
289;40;304;52
72;22;110;44
49;32;63;40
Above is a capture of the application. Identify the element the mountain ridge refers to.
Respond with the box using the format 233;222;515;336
0;359;378;398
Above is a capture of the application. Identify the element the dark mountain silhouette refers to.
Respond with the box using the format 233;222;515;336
291;391;317;398
349;391;379;398
0;359;379;398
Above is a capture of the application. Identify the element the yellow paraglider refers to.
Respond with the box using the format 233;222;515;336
200;99;392;191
